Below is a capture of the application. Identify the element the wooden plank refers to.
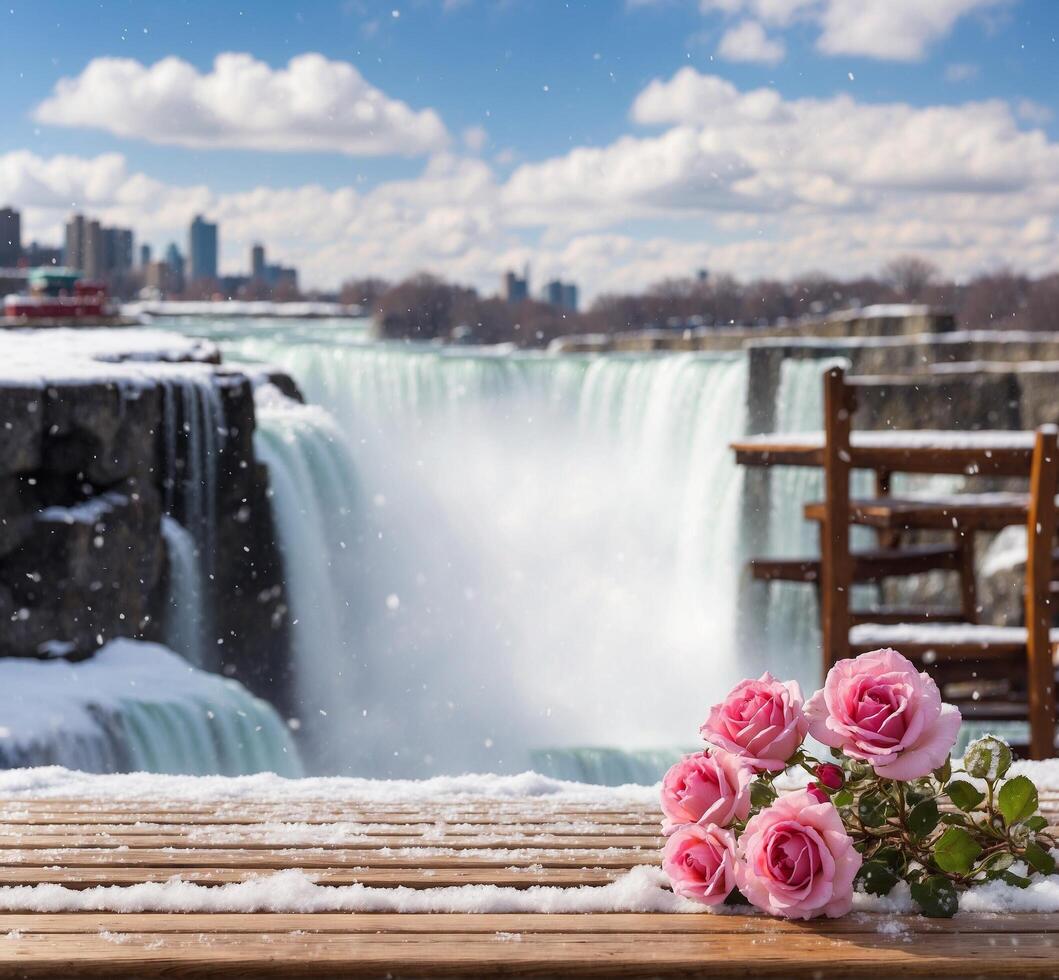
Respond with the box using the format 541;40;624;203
0;811;661;829
0;834;663;851
1;929;1056;978
0;846;656;870
2;911;1059;937
731;432;1035;477
1025;426;1059;759
0;822;663;837
820;366;854;678
804;496;1030;531
749;545;962;584
0;866;625;887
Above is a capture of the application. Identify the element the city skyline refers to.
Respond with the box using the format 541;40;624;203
0;1;1056;301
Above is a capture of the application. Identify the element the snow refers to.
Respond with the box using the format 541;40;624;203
0;639;301;776
38;491;128;525
849;622;1059;645
0;866;699;914
0;328;217;387
125;300;363;319
737;430;1036;450
0;766;658;806
0;763;1055;913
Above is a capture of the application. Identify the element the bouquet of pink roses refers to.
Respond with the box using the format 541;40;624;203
660;648;1057;919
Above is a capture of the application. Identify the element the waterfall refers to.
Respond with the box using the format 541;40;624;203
160;515;207;668
158;367;227;575
0;639;303;776
252;385;364;772
231;330;749;778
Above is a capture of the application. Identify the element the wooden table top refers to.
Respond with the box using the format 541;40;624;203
732;430;1036;476
0;796;1058;977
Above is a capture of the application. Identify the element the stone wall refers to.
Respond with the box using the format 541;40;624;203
0;339;294;711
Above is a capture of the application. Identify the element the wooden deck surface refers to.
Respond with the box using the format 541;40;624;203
0;796;1057;978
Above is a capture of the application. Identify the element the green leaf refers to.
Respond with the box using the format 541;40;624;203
981;851;1015;873
933;826;983;874
750;780;778;808
832;789;854;808
1024;841;1056;874
858;792;891;828
911;876;959;918
857;861;899;897
963;737;1013;780
1024;815;1048;832
998;776;1039;827
946;780;985;812
872;846;904;871
933;757;952;783
908;798;940;838
1001;871;1032;889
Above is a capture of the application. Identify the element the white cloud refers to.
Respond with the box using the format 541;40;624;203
462;125;489;153
697;0;1007;61
815;0;1007;60
7;65;1059;302
1016;99;1053;126
701;0;816;26
504;68;1059;281
945;62;980;82
717;20;786;63
34;53;449;157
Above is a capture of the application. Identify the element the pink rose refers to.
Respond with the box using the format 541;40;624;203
736;790;861;920
659;750;753;834
701;673;808;771
662;823;737;906
805;648;961;780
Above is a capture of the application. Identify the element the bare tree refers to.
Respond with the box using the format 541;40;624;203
882;255;940;300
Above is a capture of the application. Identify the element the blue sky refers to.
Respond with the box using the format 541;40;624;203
2;0;1057;297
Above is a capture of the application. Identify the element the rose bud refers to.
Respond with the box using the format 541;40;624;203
814;763;844;790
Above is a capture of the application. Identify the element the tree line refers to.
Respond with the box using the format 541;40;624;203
339;257;1059;348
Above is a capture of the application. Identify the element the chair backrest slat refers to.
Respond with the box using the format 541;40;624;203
820;366;856;679
1025;425;1058;759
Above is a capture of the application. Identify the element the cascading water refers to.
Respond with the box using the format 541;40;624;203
0;639;303;776
160;515;207;668
154;365;228;672
252;385;365;770
158;367;227;577
224;326;749;779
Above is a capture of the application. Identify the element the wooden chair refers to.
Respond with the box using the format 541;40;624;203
749;383;979;628
818;366;1059;758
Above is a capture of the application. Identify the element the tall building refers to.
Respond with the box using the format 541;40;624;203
188;215;218;282
23;242;62;268
140;243;152;268
165;242;186;294
83;220;103;279
102;227;133;274
504;268;529;303
545;279;579;312
251;243;266;280
64;214;86;271
0;206;21;267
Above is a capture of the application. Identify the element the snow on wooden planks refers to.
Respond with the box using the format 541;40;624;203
0;798;1058;978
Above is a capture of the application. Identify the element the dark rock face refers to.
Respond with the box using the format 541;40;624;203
0;355;296;700
0;485;162;657
209;373;292;709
